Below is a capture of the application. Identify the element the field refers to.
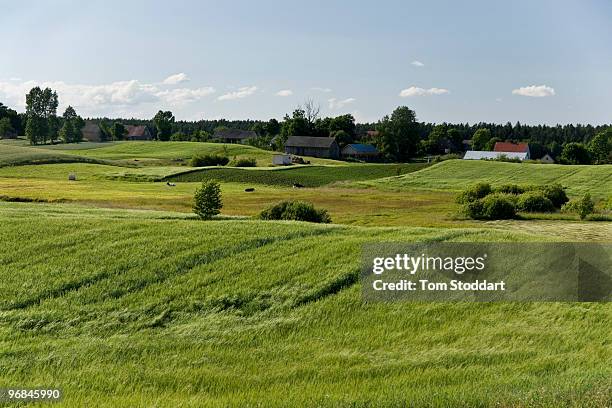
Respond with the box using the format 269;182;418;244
1;141;610;406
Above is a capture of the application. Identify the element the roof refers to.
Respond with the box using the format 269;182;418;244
494;142;529;153
343;143;379;154
126;125;149;138
463;151;528;161
214;128;257;140
285;136;337;148
82;121;100;132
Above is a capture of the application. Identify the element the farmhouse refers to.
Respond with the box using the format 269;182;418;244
284;136;340;159
81;121;103;142
214;128;257;144
125;125;153;141
341;143;380;161
463;151;528;161
493;142;530;159
539;153;555;164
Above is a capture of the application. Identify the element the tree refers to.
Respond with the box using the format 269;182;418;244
0;117;14;138
588;129;611;164
446;128;463;152
331;130;351;146
110;122;127;141
376;106;419;161
300;99;320;126
25;86;58;145
471;128;491;150
266;118;280;136
280;109;311;140
0;102;20;136
329;114;356;139
153;110;175;141
484;137;501;151
59;106;84;143
560;143;592;164
193;180;222;220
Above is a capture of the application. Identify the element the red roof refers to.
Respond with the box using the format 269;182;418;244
494;142;529;153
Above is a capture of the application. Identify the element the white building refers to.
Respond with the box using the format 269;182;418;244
463;151;529;161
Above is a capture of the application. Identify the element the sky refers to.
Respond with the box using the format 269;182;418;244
1;0;611;124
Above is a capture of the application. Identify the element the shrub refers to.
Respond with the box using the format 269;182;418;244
193;180;222;220
481;194;516;219
232;157;257;167
190;154;229;167
517;191;555;213
539;184;569;208
259;201;331;223
562;193;595;220
494;184;526;195
456;182;492;204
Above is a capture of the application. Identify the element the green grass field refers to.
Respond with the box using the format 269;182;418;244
1;202;610;407
363;159;612;198
1;141;611;406
168;163;428;187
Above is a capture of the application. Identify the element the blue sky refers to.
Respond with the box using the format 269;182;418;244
1;0;611;124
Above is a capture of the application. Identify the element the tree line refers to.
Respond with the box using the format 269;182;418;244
1;88;609;163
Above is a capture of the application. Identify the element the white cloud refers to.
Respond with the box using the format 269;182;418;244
411;61;425;67
275;89;293;97
511;85;555;97
328;97;356;109
162;73;189;85
218;86;258;101
311;87;332;93
399;86;450;97
156;87;216;104
0;77;215;115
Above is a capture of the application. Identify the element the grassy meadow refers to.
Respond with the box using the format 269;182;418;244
0;141;610;406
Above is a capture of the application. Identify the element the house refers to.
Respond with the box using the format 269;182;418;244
272;154;292;165
539;154;555;164
125;125;153;141
284;136;340;159
463;151;528;161
214;128;257;144
493;142;530;159
341;143;380;160
81;121;103;142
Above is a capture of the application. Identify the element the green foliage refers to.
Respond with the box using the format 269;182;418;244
59;106;84;143
0;117;14;137
517;191;555;213
539;184;569;208
480;193;517;219
471;128;491;150
588;129;611;164
494;184;526;195
231;157;257;167
25;86;59;145
376;106;419;161
193;180;222;219
111;122;127;141
153;110;175;141
456;182;492;204
560;142;592;164
190;153;230;167
259;200;331;223
562;193;595;220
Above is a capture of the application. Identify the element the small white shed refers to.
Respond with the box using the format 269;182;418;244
272;154;292;165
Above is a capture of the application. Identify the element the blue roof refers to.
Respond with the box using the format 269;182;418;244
347;143;379;153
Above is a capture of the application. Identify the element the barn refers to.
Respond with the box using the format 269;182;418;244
284;136;340;159
341;143;380;161
463;151;528;161
81;121;103;142
214;129;257;144
493;142;530;159
126;125;153;141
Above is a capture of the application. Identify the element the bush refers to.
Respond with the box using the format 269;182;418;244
456;182;492;204
193;180;222;219
494;184;526;195
231;157;257;167
259;201;331;223
539;184;569;208
481;194;516;219
562;193;595;220
190;154;229;167
517;191;555;212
